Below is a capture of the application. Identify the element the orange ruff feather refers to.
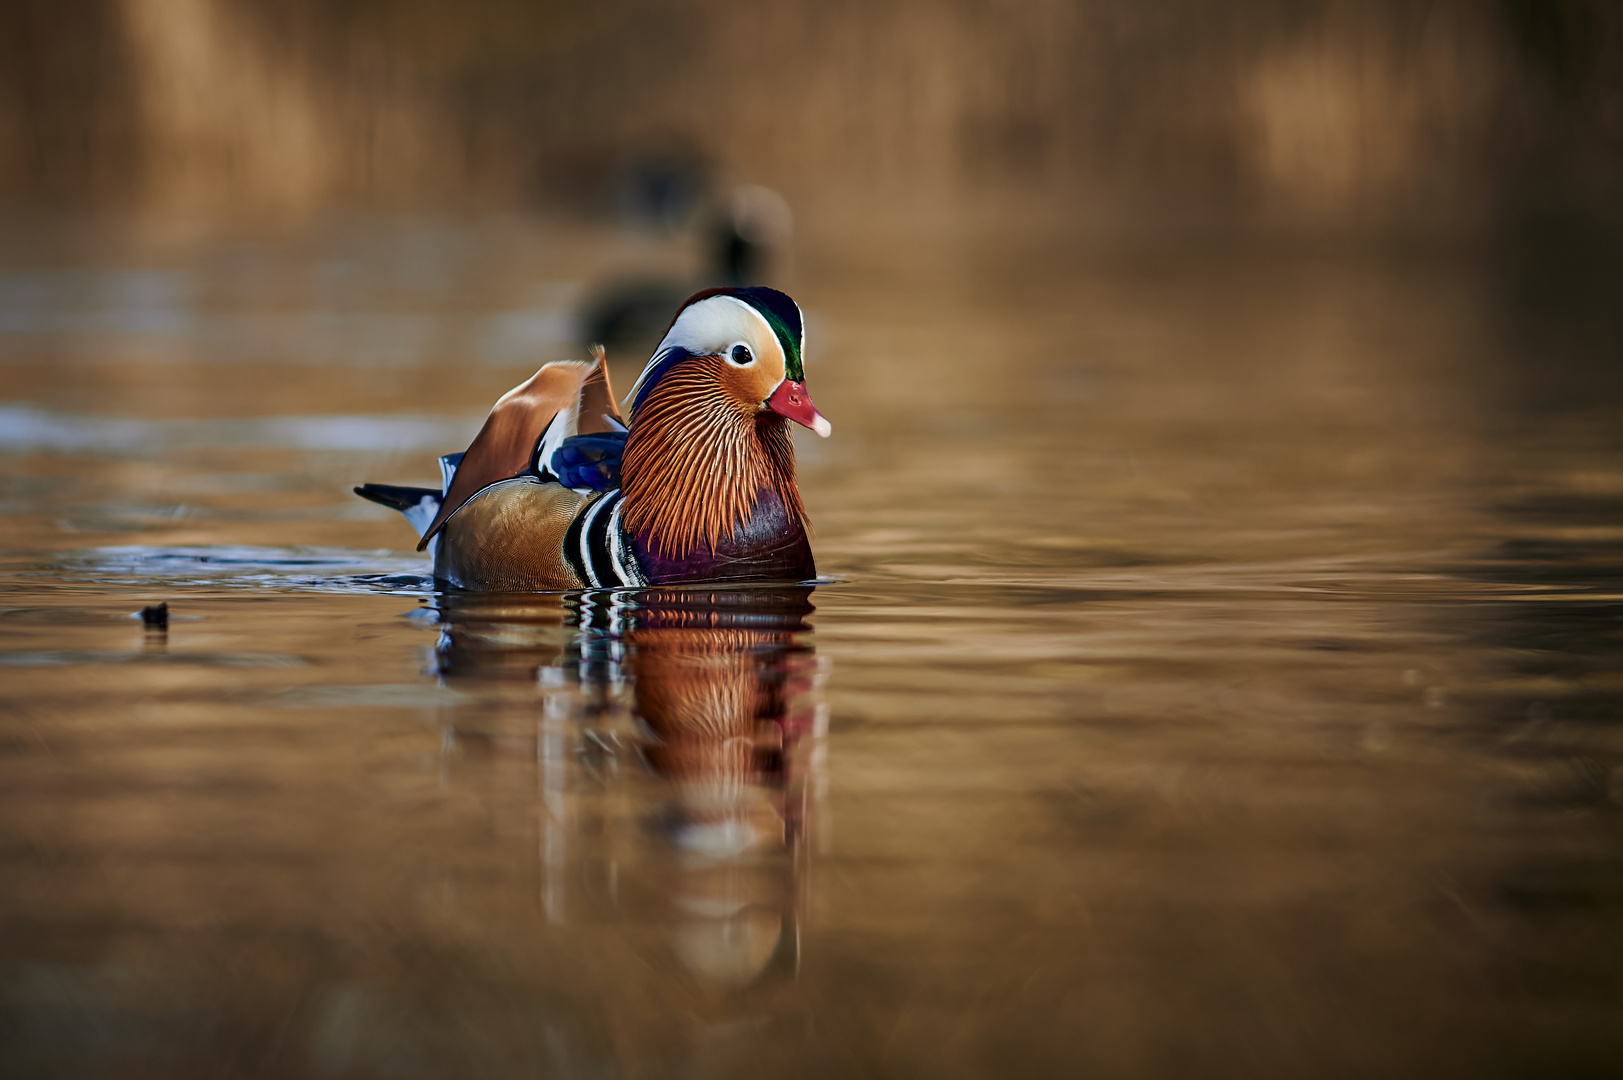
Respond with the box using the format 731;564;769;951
620;355;807;559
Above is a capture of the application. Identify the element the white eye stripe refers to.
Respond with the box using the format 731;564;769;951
626;295;787;415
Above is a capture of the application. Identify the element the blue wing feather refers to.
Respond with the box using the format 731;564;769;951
549;431;627;491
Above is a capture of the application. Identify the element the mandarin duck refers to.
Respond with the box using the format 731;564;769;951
355;287;830;590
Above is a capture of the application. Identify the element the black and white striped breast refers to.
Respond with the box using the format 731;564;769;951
563;489;647;588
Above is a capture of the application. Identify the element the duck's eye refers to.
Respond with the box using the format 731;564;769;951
730;344;753;365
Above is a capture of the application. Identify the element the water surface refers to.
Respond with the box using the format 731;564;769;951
2;215;1621;1077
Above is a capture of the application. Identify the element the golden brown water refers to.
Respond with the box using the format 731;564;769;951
2;212;1622;1077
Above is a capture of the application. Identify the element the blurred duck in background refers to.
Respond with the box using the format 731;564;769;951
355;286;829;589
581;183;795;358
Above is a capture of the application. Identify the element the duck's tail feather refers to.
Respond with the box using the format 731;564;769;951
354;483;442;539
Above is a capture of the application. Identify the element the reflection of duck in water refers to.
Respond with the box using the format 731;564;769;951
430;585;823;992
356;286;830;590
626;587;817;989
631;588;816;850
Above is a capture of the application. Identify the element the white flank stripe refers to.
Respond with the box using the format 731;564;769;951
606;500;643;586
576;493;611;587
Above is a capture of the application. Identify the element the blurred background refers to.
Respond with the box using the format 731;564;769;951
3;0;1621;227
5;3;1623;1079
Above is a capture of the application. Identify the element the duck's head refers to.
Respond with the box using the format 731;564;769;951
619;287;826;559
624;287;831;438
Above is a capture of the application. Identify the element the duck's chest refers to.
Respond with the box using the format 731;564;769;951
569;487;814;587
635;487;815;585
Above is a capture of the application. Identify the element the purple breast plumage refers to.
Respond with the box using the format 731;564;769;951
631;488;814;585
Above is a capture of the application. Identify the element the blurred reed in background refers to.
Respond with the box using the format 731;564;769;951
1;0;1620;229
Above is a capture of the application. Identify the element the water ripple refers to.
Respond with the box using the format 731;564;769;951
0;404;476;454
57;545;433;594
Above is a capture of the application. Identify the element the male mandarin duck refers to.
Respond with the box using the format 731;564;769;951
355;287;830;590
